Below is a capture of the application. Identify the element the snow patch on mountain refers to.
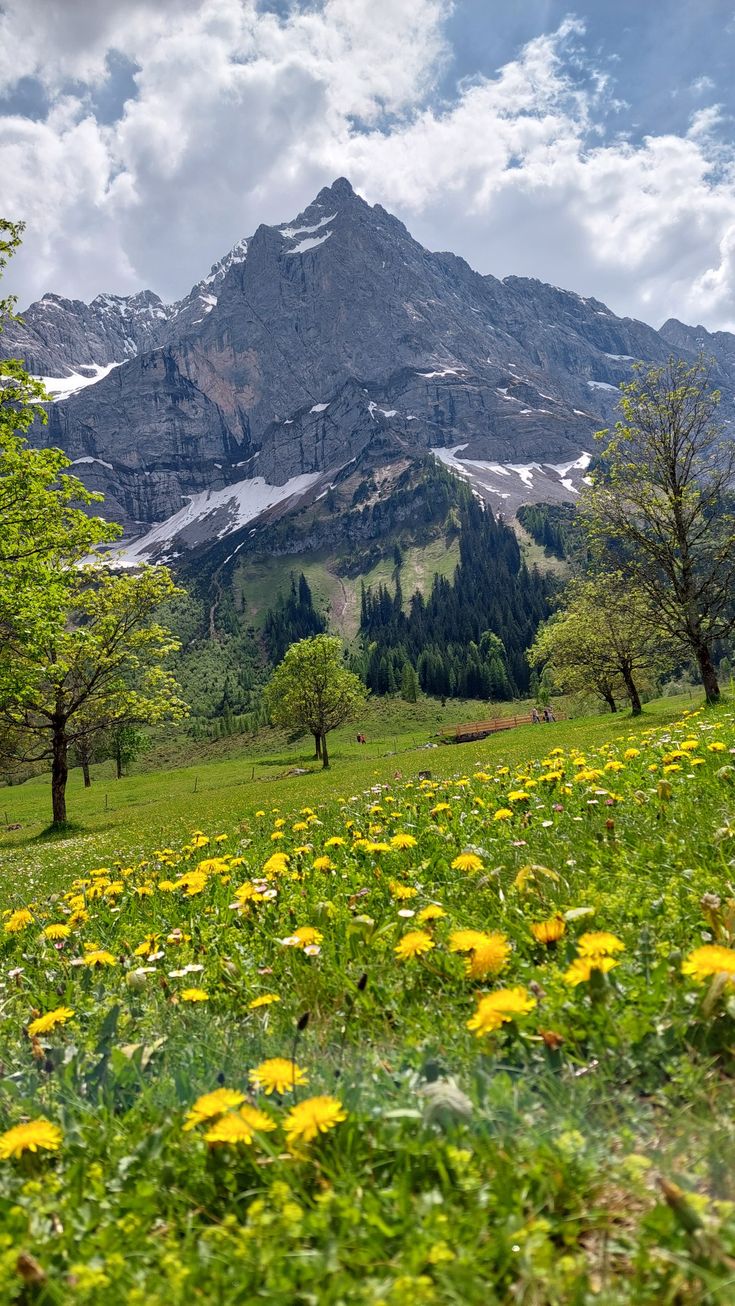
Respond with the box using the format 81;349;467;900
286;231;332;256
108;472;321;565
72;456;113;470
35;362;121;401
432;446;593;512
280;212;337;240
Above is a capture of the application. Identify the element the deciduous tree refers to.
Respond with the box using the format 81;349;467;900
581;357;735;703
0;567;188;824
265;635;367;768
528;575;672;715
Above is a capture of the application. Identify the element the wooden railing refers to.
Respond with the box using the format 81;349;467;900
440;713;560;743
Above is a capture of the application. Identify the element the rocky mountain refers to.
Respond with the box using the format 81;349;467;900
3;177;733;562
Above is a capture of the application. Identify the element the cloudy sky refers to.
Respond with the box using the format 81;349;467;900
2;0;735;330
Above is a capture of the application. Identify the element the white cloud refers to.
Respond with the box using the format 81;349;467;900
2;2;735;331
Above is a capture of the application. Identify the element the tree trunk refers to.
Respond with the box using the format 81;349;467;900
621;665;642;716
51;720;68;825
313;732;322;760
82;760;91;788
321;732;330;769
695;641;720;704
115;741;123;779
602;689;617;713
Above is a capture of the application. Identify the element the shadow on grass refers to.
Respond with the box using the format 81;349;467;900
0;819;116;851
37;819;90;841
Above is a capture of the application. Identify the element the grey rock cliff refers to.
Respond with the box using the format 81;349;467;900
3;177;733;553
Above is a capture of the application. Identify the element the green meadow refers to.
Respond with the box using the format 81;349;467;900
1;693;734;1304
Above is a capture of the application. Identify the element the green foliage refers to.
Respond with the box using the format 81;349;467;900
517;501;583;561
266;635;367;766
0;224;188;822
529;573;675;714
0;702;733;1301
361;499;553;699
263;572;326;664
0;223;119;684
581;356;735;702
0;566;188;822
400;662;419;702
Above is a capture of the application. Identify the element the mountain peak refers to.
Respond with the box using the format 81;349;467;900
319;176;355;200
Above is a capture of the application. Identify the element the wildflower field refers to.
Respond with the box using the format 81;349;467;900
1;705;735;1303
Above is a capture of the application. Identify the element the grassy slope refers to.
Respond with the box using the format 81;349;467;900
232;535;461;641
1;690;734;1302
513;518;570;578
0;694;694;906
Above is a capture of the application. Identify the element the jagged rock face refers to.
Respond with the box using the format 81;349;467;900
3;177;734;554
660;317;735;370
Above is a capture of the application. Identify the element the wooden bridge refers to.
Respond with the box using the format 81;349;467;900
439;712;559;744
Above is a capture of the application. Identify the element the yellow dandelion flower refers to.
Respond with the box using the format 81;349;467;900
391;833;417;850
417;904;446;924
249;1058;308;1095
395;930;435;961
4;909;33;934
249;993;280;1010
563;956;618;986
180;989;209;1002
292;926;323;948
624;748;640;759
389;882;417;900
312;856;333;872
467;987;536;1037
708;741;726;752
493;808;513;822
681;944;735;983
577;932;625;959
134;934;161;957
204;1105;276;1146
449;928;488;953
0;1118;62;1160
283;1095;347;1146
27;1007;75;1037
183;1088;246;1130
451;853;483;873
507;791;530;804
531;917;566;945
83;950;117;967
41;923;70;941
465;933;511;979
324;837;346;848
263;853;290;875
